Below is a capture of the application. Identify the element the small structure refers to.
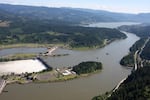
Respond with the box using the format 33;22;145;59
62;70;72;76
47;46;58;55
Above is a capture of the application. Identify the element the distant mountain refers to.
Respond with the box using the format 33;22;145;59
0;4;150;24
0;4;117;24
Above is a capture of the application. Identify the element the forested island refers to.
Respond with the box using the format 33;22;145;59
72;61;102;75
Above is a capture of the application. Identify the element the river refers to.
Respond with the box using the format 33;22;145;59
85;22;140;28
0;23;139;100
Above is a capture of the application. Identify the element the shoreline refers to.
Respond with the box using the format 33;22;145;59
0;43;64;50
0;38;121;51
0;69;102;95
2;69;102;84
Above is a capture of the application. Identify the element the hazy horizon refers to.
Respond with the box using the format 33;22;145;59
0;0;150;14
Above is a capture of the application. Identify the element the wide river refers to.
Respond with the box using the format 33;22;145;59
0;22;139;100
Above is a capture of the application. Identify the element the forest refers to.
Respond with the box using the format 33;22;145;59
72;61;102;75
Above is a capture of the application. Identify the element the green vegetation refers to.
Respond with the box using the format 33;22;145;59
0;43;58;49
51;54;69;57
0;53;37;62
72;61;102;75
120;53;134;67
92;92;111;100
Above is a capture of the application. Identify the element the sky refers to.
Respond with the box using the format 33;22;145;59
0;0;150;14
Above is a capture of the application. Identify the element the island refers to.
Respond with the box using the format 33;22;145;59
72;61;102;75
0;61;102;85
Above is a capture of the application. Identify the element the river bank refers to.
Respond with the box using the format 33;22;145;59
0;43;66;50
0;37;120;52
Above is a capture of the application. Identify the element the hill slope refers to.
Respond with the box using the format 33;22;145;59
0;4;150;24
